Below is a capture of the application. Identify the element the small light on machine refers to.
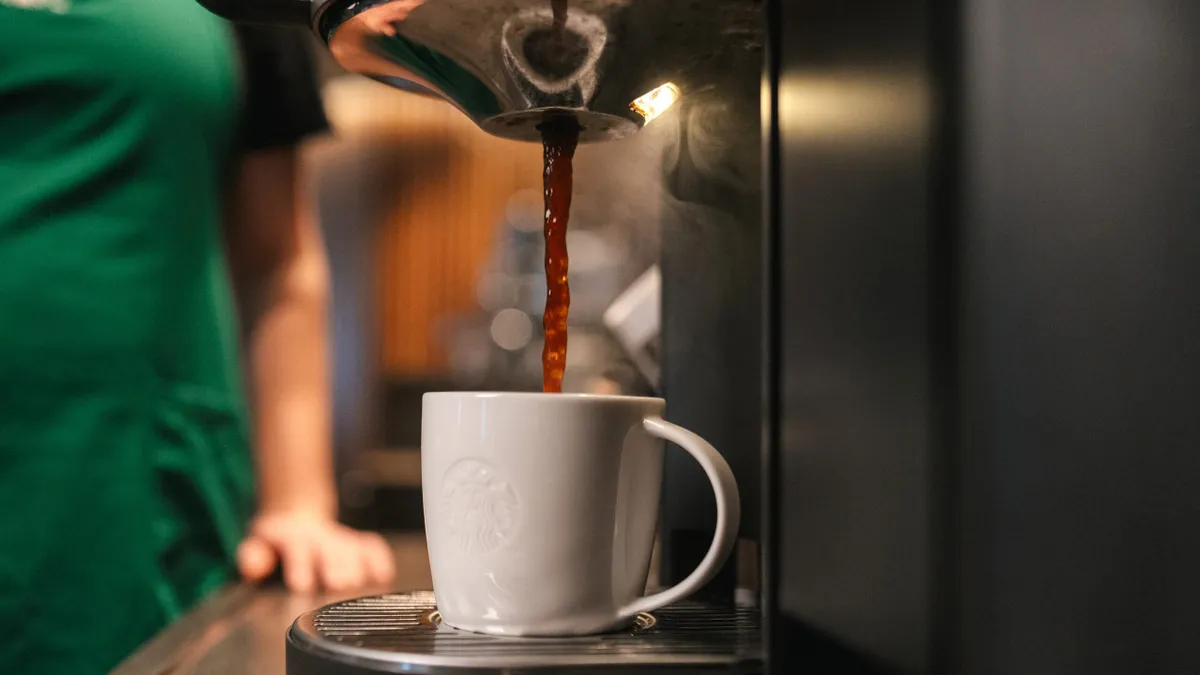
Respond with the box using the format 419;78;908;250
629;82;682;123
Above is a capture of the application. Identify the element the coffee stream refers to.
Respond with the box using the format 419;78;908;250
551;0;568;28
539;118;580;393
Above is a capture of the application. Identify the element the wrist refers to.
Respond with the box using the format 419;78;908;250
257;491;338;520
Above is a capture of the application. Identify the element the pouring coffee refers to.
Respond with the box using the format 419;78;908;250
538;117;579;392
197;0;682;390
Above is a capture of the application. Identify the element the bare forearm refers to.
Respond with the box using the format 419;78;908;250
227;148;338;519
248;235;336;517
229;149;394;592
239;240;395;591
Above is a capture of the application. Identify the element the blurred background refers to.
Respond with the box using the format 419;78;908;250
303;47;666;532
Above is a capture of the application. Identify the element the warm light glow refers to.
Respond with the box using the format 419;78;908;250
779;73;928;145
630;82;682;123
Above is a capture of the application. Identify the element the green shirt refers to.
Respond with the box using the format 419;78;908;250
0;1;322;672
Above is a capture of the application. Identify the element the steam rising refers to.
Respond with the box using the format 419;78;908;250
572;88;761;322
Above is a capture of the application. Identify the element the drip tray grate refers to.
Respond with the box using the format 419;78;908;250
288;591;762;673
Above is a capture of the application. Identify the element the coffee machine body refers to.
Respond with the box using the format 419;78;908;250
765;0;1200;673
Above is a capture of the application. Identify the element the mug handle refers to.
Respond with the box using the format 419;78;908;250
616;416;741;622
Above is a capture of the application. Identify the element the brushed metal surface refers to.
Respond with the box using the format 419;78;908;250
289;591;761;672
313;0;699;142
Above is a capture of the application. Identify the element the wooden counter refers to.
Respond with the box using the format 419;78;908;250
112;534;431;675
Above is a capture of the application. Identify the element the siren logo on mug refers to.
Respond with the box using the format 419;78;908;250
439;458;520;554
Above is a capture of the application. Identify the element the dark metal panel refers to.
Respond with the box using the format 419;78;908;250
958;1;1200;672
769;0;941;671
766;0;1200;673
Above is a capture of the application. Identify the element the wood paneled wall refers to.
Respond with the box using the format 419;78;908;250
324;78;541;376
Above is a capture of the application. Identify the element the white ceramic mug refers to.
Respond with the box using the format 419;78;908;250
421;392;740;636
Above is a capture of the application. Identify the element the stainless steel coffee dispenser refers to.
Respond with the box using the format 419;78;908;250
198;0;713;142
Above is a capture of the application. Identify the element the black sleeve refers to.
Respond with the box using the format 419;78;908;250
234;25;330;152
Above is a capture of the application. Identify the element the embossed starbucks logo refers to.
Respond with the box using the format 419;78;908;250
440;459;519;554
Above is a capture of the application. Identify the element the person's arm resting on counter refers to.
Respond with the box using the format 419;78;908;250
223;146;395;593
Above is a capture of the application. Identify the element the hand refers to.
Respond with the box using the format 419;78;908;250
237;511;396;593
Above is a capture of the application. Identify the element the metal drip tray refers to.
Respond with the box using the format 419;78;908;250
287;591;763;674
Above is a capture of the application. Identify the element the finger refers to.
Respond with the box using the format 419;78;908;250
318;533;365;592
361;532;396;586
237;536;278;583
279;538;317;594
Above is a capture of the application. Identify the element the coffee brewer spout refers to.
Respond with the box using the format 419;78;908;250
194;0;683;143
